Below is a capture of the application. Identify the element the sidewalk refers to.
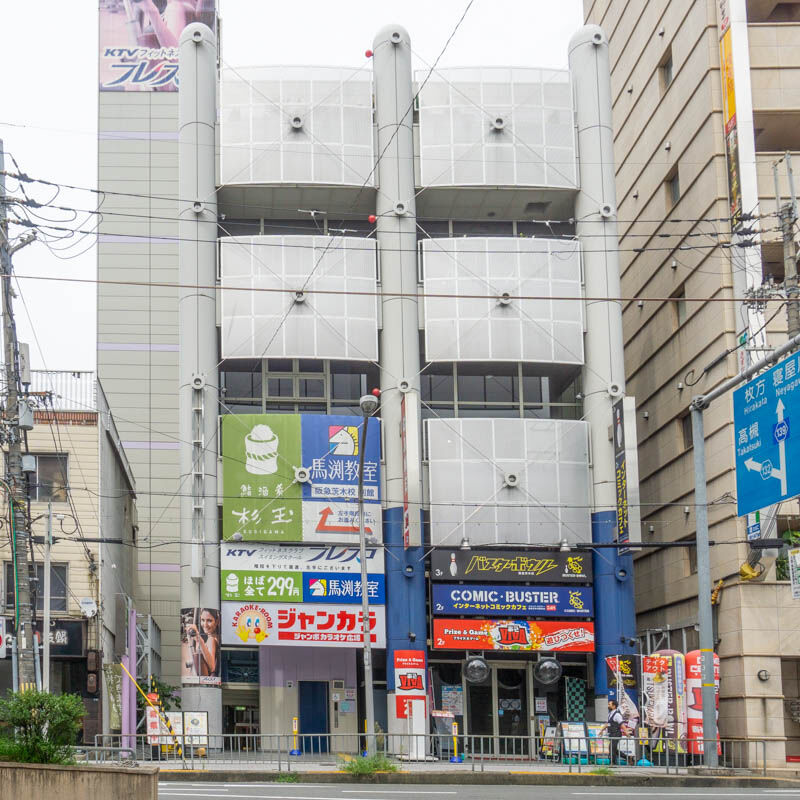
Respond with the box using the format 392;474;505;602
155;755;800;788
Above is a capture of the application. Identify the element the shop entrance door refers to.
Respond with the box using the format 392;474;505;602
299;681;329;753
465;665;530;757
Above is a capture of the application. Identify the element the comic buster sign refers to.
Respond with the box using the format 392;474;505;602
432;619;594;652
221;601;386;648
221;414;381;543
99;0;216;92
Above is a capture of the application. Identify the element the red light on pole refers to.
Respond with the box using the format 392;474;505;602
368;214;377;224
365;49;373;58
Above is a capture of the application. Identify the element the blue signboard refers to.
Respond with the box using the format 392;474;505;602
301;416;381;501
302;573;385;604
431;584;593;617
734;352;800;516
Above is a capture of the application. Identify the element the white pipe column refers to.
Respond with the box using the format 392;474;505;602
569;25;635;720
178;22;221;734
372;24;425;745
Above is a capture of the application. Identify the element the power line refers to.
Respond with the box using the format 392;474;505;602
8;269;787;305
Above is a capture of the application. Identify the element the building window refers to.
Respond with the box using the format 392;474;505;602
659;49;674;92
686;541;698;575
672;285;687;328
29;454;68;503
666;170;680;209
5;562;68;612
680;412;693;450
221;648;259;683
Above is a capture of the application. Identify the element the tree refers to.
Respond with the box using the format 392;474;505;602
0;689;85;764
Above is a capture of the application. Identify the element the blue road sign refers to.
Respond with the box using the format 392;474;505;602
734;352;800;516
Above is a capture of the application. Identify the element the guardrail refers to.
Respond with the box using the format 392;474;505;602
94;732;767;776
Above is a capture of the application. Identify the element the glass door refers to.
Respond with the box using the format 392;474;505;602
465;663;531;757
496;668;529;756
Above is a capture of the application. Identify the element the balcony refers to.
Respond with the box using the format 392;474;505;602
748;19;800;113
755;150;800;247
218;66;376;219
420;236;584;370
415;67;578;221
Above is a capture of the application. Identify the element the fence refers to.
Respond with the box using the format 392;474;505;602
94;732;767;776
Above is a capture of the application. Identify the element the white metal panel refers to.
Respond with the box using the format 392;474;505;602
426;417;590;545
220;66;374;186
29;371;97;411
416;67;577;188
220;235;379;360
422;237;583;363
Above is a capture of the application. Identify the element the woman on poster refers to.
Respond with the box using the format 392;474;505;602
183;607;220;680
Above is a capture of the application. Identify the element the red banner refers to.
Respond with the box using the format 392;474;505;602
432;619;594;652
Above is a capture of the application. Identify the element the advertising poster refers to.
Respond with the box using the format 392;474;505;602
718;11;742;226
789;547;800;600
605;655;641;733
559;721;588;754
183;711;209;746
147;708;183;745
394;650;427;719
222;414;381;543
432;619;594;652
221;601;386;647
432;583;592;617
430;549;592;583
441;685;463;716
586;722;611;757
685;649;721;755
180;607;221;686
642;650;686;753
612;398;629;546
99;0;216;92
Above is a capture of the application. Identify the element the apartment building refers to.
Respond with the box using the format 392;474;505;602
583;0;800;764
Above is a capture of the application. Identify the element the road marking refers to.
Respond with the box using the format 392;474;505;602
343;792;457;795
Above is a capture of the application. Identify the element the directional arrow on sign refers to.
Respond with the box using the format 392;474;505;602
744;400;789;496
775;399;789;496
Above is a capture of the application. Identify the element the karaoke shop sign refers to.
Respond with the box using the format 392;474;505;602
221;543;386;604
222;414;381;543
432;619;595;652
430;549;592;582
221;601;386;648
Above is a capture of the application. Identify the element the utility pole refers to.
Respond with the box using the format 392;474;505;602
42;502;52;692
773;153;799;337
0;140;37;688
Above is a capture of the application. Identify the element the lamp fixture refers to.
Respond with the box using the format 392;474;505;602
559;539;571;553
460;536;471;551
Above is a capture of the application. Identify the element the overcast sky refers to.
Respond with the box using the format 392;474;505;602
0;0;582;372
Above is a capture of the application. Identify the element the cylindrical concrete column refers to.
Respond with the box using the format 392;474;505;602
569;25;636;711
178;22;221;734
372;24;427;742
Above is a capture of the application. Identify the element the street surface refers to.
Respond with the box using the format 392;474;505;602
157;782;800;799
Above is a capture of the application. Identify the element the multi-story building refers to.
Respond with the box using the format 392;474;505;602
96;2;637;745
0;370;136;742
584;0;800;765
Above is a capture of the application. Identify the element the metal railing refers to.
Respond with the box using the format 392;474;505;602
94;732;767;776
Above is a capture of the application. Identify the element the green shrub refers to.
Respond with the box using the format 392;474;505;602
0;689;85;764
339;753;398;775
589;766;614;775
275;772;300;782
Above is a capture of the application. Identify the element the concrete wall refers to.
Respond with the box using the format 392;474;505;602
97;91;182;684
0;763;157;800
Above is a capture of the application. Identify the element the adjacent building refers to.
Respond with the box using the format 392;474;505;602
0;370;136;741
96;2;637;747
584;0;800;764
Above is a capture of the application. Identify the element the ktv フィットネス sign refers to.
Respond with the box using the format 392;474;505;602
221;601;386;648
431;584;593;617
430;548;592;582
432;619;594;652
222;414;381;543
